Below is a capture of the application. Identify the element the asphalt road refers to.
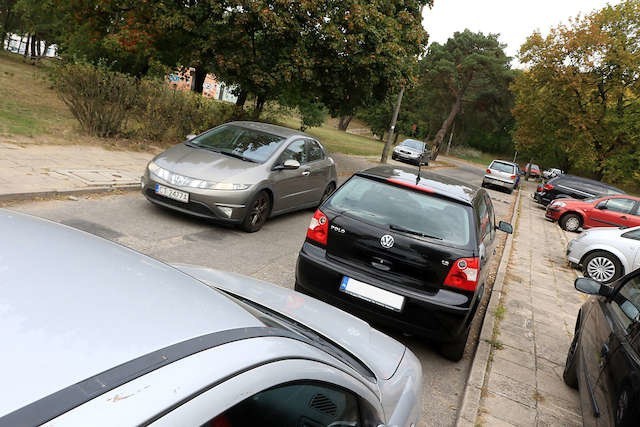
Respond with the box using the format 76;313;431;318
8;157;515;427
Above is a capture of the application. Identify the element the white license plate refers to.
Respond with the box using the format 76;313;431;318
339;276;405;312
155;184;189;203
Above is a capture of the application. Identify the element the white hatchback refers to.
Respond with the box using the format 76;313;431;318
481;160;519;194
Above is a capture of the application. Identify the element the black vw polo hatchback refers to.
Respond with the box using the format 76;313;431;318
295;165;513;361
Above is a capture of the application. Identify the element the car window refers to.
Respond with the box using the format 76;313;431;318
489;161;515;174
279;140;307;164
612;275;640;330
602;198;636;214
325;176;473;246
190;124;285;163
400;139;424;150
307;140;325;162
622;229;640;241
484;193;496;241
201;383;361;427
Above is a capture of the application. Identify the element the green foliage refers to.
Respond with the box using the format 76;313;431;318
51;62;235;141
513;0;640;185
51;61;139;137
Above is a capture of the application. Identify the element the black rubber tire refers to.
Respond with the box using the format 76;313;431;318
559;213;582;232
562;319;580;389
583;251;623;284
439;326;470;362
481;181;487;188
318;182;336;206
241;191;271;233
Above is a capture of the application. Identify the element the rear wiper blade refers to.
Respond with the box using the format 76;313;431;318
389;224;442;240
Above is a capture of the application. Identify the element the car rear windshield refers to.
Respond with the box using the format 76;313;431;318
188;124;285;163
325;176;472;246
490;161;515;174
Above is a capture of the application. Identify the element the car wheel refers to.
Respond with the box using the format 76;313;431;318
241;191;271;233
481;181;487;188
559;213;582;232
583;251;623;284
439;326;470;362
319;182;336;206
562;318;580;389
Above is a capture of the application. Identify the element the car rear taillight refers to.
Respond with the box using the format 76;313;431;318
306;209;328;246
444;257;479;292
486;169;491;174
510;175;516;179
543;183;554;191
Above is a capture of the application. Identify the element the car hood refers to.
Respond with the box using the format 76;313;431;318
153;143;265;183
394;145;422;155
174;264;408;381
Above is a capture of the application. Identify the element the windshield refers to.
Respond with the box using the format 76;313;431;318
400;139;425;151
188;124;285;163
326;176;472;246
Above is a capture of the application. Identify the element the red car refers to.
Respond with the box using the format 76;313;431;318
545;195;640;232
525;163;541;179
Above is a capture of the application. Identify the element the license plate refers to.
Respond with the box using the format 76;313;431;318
155;184;189;203
339;276;405;312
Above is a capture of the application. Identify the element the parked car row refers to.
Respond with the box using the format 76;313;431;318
2;121;515;426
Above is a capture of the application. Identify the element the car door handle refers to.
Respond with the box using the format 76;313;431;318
301;170;310;176
620;215;628;219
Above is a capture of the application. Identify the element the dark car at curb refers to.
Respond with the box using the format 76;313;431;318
563;270;640;427
295;165;513;361
533;174;624;206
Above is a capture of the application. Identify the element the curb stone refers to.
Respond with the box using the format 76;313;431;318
455;186;522;427
0;184;141;203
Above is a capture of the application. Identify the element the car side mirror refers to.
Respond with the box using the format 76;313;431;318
595;203;607;210
274;159;301;170
496;221;513;234
575;277;613;296
186;134;197;141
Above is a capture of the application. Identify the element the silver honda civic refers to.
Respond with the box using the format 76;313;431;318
0;209;423;426
141;121;338;232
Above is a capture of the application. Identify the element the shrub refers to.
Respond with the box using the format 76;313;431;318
51;62;139;137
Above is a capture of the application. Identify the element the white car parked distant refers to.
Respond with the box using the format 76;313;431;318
566;226;640;284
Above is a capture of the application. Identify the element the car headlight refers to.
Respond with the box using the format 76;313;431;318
148;162;249;190
148;161;171;181
211;183;250;191
550;201;566;208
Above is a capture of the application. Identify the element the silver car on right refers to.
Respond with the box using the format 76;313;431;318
567;225;640;284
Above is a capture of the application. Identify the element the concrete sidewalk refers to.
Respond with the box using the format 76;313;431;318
0;142;155;201
457;183;585;426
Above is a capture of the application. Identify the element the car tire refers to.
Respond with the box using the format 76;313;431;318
481;181;487;188
319;182;336;206
559;213;582;232
439;326;470;362
583;251;623;284
562;318;580;389
241;190;271;233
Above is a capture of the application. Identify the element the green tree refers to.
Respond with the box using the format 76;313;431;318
0;0;19;49
418;30;513;160
513;0;640;185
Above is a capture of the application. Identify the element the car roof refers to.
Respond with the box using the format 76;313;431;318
0;210;265;418
551;174;624;192
226;121;313;139
357;165;479;205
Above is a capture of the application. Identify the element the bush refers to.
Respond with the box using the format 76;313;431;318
132;79;235;142
51;62;236;142
51;62;139;137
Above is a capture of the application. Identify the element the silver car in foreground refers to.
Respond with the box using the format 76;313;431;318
0;210;422;426
142;121;337;232
567;226;640;284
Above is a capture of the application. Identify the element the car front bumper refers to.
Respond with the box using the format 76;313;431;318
545;207;562;222
141;171;253;223
392;151;423;164
295;243;478;342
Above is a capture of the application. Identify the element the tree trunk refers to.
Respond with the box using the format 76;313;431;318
253;95;266;119
36;36;42;57
381;86;405;163
190;66;207;93
0;31;6;50
337;115;353;131
29;35;36;60
233;89;248;119
429;94;463;161
23;33;30;59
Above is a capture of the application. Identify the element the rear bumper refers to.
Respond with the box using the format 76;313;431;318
295;243;478;342
533;191;551;205
482;175;515;189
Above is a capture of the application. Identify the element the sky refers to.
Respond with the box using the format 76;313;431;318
421;0;623;66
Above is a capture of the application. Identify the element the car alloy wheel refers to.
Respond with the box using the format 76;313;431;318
241;191;271;233
584;251;621;283
560;213;581;232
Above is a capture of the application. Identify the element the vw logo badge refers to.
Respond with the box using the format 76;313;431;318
380;234;394;248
